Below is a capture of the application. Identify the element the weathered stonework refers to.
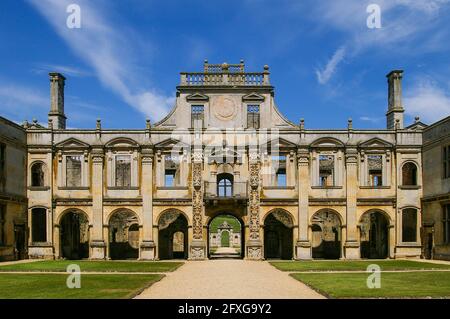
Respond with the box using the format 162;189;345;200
3;61;447;262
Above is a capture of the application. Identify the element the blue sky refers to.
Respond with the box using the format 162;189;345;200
1;0;450;129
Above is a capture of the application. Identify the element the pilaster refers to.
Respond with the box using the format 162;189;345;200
296;148;312;259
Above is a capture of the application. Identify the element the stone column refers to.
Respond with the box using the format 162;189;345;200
296;148;312;259
190;150;206;259
344;148;360;259
140;147;156;260
90;148;106;259
246;151;263;260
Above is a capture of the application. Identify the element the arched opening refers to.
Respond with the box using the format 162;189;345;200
360;210;389;259
158;210;188;260
109;210;139;260
60;210;89;260
264;209;293;260
402;162;418;186
217;173;233;197
311;210;341;259
208;214;243;259
31;162;45;187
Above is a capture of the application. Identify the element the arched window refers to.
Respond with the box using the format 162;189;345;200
217;173;233;197
402;162;418;186
32;208;47;242
31;162;45;187
402;208;417;242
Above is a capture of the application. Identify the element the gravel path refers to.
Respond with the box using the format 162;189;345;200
135;260;325;299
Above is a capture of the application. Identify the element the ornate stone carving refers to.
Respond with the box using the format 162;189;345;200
213;96;237;120
192;160;203;240
248;162;261;240
247;246;262;259
158;210;181;230
190;246;205;259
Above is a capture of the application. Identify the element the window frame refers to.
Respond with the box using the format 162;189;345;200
0;143;5;188
31;207;47;243
444;145;450;179
318;154;335;187
401;208;418;243
191;105;205;129
115;154;132;188
65;154;83;187
367;154;384;187
443;205;450;245
30;161;46;187
0;204;5;246
247;104;260;129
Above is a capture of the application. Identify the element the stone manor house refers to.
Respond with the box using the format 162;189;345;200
0;61;449;261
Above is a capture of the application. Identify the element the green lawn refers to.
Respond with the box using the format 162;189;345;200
291;272;450;298
209;215;241;232
270;260;450;272
0;260;183;273
0;273;163;299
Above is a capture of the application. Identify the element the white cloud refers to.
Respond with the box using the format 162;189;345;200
359;116;382;123
32;64;90;77
28;0;172;121
404;80;450;123
312;0;450;80
0;82;48;123
315;46;346;84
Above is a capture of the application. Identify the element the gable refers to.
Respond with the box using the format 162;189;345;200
186;92;209;102
154;138;189;150
242;92;265;102
262;137;297;152
358;138;393;149
104;137;139;148
310;137;345;148
55;138;90;150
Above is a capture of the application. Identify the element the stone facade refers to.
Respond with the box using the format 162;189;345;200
422;116;450;260
0;117;28;261
4;61;445;261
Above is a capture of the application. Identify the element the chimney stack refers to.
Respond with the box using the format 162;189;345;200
48;72;67;129
386;70;404;129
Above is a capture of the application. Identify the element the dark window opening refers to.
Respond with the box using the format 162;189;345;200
443;205;450;244
0;205;5;245
32;208;47;242
31;162;45;187
444;146;450;179
402;208;417;242
0;144;5;187
402;162;418;186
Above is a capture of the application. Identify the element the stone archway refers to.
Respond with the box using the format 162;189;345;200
108;209;139;260
360;210;389;259
60;210;89;260
208;214;243;259
311;210;342;259
158;209;188;260
264;209;294;260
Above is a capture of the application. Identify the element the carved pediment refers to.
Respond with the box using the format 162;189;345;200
104;137;139;149
154;138;189;151
242;92;265;102
359;138;393;149
186;92;209;102
310;137;345;148
406;121;428;130
262;137;297;152
55;138;90;150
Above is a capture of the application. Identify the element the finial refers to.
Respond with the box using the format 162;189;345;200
264;65;269;71
204;59;208;64
395;118;400;129
348;118;353;130
146;118;151;129
415;116;420;123
32;118;37;124
48;118;53;129
240;59;244;64
96;118;101;130
300;118;305;130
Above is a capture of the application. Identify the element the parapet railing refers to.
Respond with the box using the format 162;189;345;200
180;71;270;86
